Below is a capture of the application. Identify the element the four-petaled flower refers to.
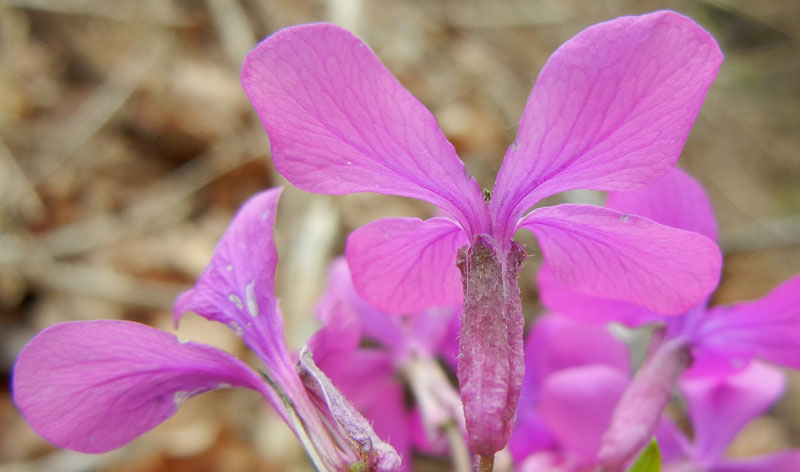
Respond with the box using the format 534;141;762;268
538;168;800;467
510;314;631;472
659;362;800;471
241;10;723;454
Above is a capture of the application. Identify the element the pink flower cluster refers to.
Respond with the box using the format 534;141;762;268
12;10;800;472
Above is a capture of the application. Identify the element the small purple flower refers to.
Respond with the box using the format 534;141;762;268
309;258;465;470
13;189;401;471
510;314;630;472
537;168;800;467
241;11;723;455
659;361;800;472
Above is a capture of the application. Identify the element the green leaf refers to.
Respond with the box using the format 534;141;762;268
348;462;368;472
626;439;661;472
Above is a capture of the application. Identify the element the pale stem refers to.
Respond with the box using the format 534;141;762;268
403;354;470;472
444;421;472;472
597;336;692;470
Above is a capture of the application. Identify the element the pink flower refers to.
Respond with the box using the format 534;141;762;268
538;168;800;467
241;11;723;455
510;314;630;471
13;189;401;471
659;362;800;472
310;258;464;470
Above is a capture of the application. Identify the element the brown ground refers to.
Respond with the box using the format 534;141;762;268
0;0;798;471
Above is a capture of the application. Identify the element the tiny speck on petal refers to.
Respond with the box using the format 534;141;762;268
229;294;244;311
228;321;244;336
173;391;190;406
246;281;259;318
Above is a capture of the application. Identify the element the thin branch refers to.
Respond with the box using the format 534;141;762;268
29;260;182;308
477;454;494;472
2;0;181;25
206;0;256;66
720;215;800;253
0;134;45;219
1;233;182;308
443;421;472;472
26;32;167;189
41;129;266;258
0;448;127;472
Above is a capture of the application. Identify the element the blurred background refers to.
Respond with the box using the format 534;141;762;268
0;0;798;470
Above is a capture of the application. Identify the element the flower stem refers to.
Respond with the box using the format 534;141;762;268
403;356;470;471
444;421;472;472
477;454;494;472
597;336;691;470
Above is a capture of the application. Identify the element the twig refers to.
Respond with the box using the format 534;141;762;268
443;421;472;472
440;2;565;29
720;215;800;253
206;0;256;65
41;129;266;258
277;192;339;346
0;134;45;220
477;453;494;472
0;448;126;472
2;0;181;25
328;0;363;35
698;0;798;39
30;260;183;308
1;233;182;308
25;32;167;189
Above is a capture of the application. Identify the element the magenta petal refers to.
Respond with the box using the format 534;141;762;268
517;452;579;472
315;258;459;363
512;315;627;462
346;217;468;314
173;189;300;392
537;264;660;327
681;362;786;462
654;419;692;463
406;306;461;359
316;257;403;351
697;275;800;369
308;297;362;368
713;451;800;472
242;23;489;234
519;204;721;314
523;314;630;384
606;167;718;241
509;413;557;463
539;365;628;459
490;11;721;236
361;379;411;472
339;353;411;471
13;321;269;453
